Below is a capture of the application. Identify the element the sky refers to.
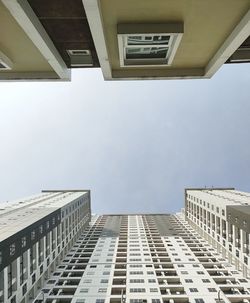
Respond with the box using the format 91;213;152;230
0;64;249;214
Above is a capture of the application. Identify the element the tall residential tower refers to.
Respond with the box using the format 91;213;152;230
0;190;91;303
185;188;250;278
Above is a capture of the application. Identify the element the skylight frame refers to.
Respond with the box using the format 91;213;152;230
117;23;183;68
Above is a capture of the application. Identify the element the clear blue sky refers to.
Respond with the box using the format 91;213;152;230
0;64;249;214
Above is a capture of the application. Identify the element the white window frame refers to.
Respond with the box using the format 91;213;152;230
117;23;183;68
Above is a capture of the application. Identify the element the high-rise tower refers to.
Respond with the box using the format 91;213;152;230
185;188;250;278
0;190;91;303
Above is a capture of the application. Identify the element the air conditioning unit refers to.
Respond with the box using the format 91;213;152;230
67;49;93;67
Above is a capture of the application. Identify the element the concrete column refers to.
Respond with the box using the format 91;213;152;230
232;224;236;248
16;257;20;291
3;267;8;303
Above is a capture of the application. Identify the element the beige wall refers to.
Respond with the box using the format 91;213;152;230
0;2;54;73
100;0;250;74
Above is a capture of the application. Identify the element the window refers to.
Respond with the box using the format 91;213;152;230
130;300;146;303
197;271;204;275
195;299;205;303
150;288;158;292
130;288;146;293
21;237;26;248
152;300;160;303
148;279;156;283
31;230;35;240
208;288;217;292
181;271;188;274
177;264;184;268
80;289;89;293
185;279;193;283
117;24;183;67
101;279;108;283
202;279;210;283
130;279;144;283
193;264;199;268
96;299;105;303
130;271;143;275
10;243;15;256
147;271;154;275
103;271;110;275
190;288;198;292
98;288;107;293
83;279;92;283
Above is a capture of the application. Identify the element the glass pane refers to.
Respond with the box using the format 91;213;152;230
126;47;168;59
127;35;170;45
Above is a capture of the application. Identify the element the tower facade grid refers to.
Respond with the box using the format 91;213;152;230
0;188;250;303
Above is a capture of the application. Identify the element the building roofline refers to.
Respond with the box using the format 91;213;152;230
185;187;235;192
42;189;90;193
99;213;172;216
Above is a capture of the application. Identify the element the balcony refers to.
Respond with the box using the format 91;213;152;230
213;278;239;285
112;278;126;285
209;271;231;277
220;287;250;296
158;278;181;286
113;271;126;277
156;271;177;277
111;287;126;295
50;287;76;296
160;286;186;295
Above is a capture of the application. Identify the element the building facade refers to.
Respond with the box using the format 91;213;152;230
185;188;250;279
1;188;250;303
0;190;91;303
33;197;250;302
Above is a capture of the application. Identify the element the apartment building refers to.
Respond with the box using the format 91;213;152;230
185;188;250;279
0;0;249;81
33;212;250;303
0;190;91;303
1;188;250;303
